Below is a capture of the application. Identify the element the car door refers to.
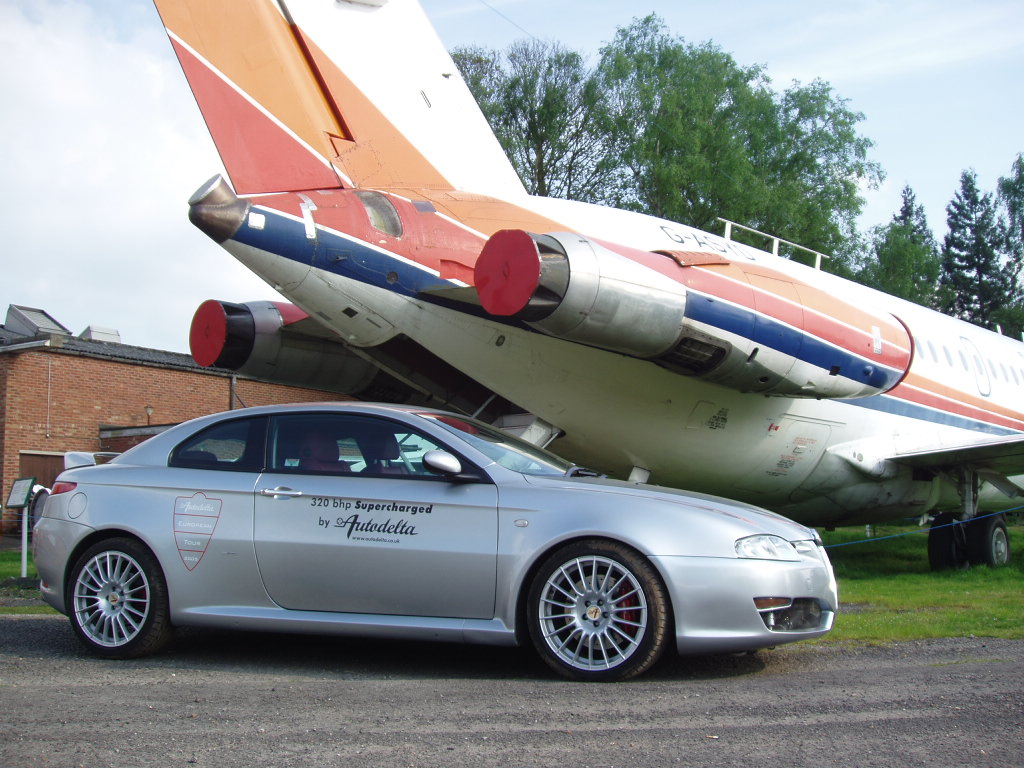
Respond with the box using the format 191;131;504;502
253;412;499;619
164;415;267;606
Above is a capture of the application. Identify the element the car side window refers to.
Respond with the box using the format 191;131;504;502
270;414;445;478
170;416;267;471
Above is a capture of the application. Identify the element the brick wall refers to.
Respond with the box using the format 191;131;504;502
1;347;351;532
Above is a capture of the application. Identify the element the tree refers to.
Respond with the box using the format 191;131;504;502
451;41;617;201
998;153;1024;265
595;16;883;271
993;153;1024;336
454;17;882;272
937;170;1019;328
857;186;940;305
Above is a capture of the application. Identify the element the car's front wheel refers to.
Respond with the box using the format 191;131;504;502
67;538;172;658
527;539;670;681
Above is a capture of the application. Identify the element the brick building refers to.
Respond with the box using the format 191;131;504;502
0;304;350;532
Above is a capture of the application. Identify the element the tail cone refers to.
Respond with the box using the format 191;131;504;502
188;175;250;243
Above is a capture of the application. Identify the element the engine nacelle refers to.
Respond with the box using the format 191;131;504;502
189;300;381;394
474;230;912;398
475;229;689;358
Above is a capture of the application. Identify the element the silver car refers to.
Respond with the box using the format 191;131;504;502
34;403;837;681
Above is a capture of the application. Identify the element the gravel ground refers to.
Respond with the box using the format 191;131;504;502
1;613;1021;768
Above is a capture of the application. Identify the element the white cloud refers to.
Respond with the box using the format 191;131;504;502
766;0;1024;85
0;0;275;352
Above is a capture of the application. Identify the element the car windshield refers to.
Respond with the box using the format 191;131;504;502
418;413;573;476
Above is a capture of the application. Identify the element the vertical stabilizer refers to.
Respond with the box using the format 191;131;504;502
153;0;526;198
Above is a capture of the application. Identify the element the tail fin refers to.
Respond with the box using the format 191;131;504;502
153;0;525;197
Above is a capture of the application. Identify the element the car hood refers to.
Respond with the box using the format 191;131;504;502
519;473;818;541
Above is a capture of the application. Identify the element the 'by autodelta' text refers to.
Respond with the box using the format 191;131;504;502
323;514;419;539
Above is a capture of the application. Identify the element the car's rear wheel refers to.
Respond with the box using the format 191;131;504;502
67;538;172;658
527;539;670;682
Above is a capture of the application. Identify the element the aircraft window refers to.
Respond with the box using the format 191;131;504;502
942;346;953;366
959;350;969;370
355;190;403;238
915;336;928;361
927;340;938;362
988;360;998;379
1013;368;1021;386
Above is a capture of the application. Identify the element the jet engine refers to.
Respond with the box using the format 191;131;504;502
474;229;912;399
189;299;383;394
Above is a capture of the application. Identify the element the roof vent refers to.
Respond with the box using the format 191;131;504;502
4;305;70;337
78;326;122;343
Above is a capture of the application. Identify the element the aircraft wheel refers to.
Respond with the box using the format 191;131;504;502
927;513;968;571
966;514;1011;568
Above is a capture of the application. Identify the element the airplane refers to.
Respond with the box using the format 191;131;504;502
152;0;1021;570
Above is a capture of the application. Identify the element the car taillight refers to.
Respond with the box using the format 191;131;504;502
51;481;77;495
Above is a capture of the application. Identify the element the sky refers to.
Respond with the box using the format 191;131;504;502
1;0;1021;353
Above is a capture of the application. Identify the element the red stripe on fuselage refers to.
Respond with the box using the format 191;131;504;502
887;376;1024;432
590;241;910;373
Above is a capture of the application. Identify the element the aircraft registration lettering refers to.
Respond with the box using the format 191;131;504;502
659;224;749;260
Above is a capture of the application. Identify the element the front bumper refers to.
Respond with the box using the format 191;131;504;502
651;549;838;655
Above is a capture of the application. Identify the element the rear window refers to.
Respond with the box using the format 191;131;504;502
169;416;267;472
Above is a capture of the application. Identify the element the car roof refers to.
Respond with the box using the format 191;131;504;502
109;401;452;466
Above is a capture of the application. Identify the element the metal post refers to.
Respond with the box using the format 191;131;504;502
21;508;29;578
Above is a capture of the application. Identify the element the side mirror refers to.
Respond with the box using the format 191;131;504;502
422;450;463;476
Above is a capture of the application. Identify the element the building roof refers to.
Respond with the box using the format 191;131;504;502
0;303;212;373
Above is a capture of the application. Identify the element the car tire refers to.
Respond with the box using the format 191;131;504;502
66;537;173;659
927;513;968;571
966;514;1011;568
28;488;49;533
526;539;670;682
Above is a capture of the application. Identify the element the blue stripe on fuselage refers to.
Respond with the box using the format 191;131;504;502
228;209;1017;436
684;292;902;391
838;393;1020;436
233;207;902;391
232;207;451;297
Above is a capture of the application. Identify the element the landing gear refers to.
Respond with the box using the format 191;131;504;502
927;467;1014;571
927;513;968;571
927;512;1012;570
966;514;1011;568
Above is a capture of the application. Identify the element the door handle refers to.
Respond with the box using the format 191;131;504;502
259;486;303;498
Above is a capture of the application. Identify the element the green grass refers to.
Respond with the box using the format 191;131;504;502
0;549;55;615
818;519;1024;643
0;550;37;581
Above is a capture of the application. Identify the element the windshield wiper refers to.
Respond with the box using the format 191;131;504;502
565;465;604;478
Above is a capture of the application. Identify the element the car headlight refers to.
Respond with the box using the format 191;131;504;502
735;534;799;561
